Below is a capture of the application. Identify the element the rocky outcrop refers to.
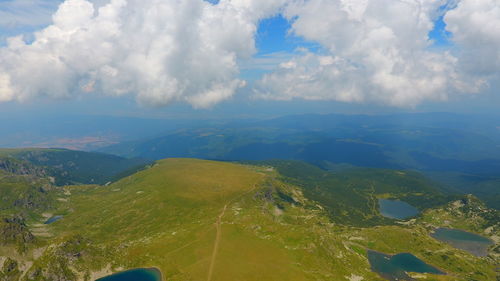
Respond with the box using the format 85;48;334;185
0;216;35;252
0;157;47;178
0;258;21;281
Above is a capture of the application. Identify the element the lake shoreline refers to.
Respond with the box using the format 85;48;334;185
430;227;494;257
95;267;162;281
367;249;446;281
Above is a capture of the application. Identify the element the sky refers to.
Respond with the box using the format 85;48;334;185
0;0;499;118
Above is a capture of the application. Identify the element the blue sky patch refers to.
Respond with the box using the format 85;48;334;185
428;14;452;47
256;15;322;55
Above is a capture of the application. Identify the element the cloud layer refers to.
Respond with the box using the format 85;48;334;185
254;0;498;107
445;0;500;76
0;0;499;108
0;0;285;107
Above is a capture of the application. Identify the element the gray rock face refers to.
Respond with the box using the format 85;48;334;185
0;157;47;177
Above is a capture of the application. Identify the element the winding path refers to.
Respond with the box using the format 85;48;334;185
206;182;260;281
207;204;227;281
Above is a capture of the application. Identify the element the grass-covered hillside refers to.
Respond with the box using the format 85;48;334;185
0;159;498;280
0;148;151;185
250;160;456;226
0;168;61;256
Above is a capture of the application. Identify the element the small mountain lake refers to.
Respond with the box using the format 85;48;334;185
367;250;445;281
378;199;419;220
44;215;63;224
95;268;161;281
431;228;493;256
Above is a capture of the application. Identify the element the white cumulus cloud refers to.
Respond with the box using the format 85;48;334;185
0;0;284;107
254;0;497;107
1;0;498;108
445;0;500;76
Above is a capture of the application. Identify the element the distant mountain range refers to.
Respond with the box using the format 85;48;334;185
96;113;500;209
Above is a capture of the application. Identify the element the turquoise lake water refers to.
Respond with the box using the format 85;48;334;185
95;268;161;281
431;228;493;256
367;250;444;280
378;199;419;219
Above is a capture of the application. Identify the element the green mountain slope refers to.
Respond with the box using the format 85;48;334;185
253;160;455;226
0;170;57;217
0;159;497;280
0;148;151;185
0;168;62;256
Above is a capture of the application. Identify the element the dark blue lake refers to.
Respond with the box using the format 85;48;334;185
367;250;444;281
431;228;493;256
44;215;63;224
378;199;419;220
95;268;161;281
